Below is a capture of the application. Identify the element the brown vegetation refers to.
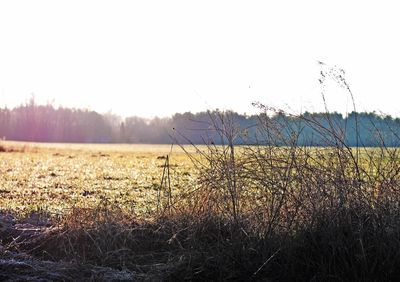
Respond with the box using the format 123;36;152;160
1;107;400;280
1;69;400;279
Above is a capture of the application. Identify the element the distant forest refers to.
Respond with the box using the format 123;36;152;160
1;99;400;147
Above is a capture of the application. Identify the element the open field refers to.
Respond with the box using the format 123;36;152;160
0;141;198;216
3;141;392;216
1;140;400;281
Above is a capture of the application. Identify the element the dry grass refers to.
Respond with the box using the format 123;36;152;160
1;131;400;280
0;142;197;216
2;65;400;280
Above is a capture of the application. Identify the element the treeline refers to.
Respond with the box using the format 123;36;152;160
1;100;400;146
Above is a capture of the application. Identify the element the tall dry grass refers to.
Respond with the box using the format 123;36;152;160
2;64;400;280
166;103;400;280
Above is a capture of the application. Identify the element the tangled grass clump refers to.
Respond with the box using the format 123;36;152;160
169;106;400;280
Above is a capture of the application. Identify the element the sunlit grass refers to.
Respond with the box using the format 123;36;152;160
0;141;198;216
1;141;397;217
1;140;400;280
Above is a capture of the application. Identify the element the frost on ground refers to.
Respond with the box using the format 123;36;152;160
0;253;138;281
0;213;146;281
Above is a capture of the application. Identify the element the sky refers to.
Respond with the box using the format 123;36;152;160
0;0;400;118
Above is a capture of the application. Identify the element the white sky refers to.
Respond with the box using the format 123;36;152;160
0;0;400;118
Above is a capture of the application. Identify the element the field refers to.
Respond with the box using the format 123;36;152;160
0;141;197;216
1;142;205;280
1;140;400;281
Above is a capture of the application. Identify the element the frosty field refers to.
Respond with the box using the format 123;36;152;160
0;141;197;216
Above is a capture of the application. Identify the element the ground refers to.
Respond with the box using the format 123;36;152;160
0;141;199;281
0;141;197;217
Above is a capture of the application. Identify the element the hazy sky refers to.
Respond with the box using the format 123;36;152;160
1;1;399;118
